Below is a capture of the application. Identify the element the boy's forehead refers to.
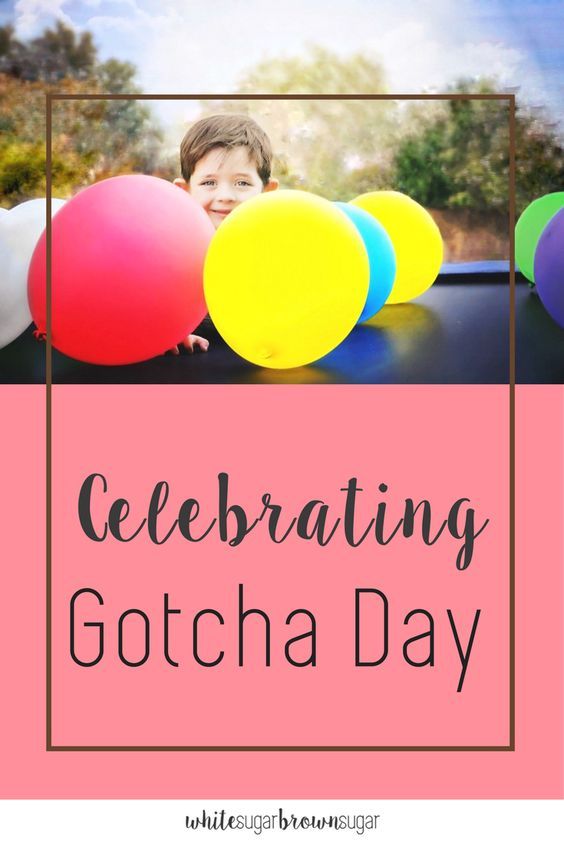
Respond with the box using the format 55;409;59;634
194;145;258;175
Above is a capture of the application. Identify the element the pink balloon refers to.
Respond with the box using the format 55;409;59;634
28;175;214;365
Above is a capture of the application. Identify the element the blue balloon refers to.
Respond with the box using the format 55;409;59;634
336;202;396;322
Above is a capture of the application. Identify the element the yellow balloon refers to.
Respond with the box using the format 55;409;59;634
204;190;369;369
350;191;443;304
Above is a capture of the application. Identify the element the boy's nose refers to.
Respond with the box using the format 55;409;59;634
215;183;237;203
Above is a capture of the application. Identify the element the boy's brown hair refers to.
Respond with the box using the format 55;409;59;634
180;114;273;185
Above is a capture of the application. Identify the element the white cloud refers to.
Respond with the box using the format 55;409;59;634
102;0;530;128
14;0;75;36
10;0;558;129
82;0;137;7
370;20;524;93
13;0;140;37
86;13;140;33
112;2;525;94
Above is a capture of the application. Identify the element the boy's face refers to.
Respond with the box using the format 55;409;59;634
179;146;277;229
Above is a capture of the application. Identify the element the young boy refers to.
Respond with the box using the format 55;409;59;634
171;113;278;354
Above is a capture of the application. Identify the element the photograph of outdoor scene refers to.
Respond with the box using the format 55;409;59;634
1;1;563;384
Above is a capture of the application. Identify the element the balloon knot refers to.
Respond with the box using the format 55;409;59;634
33;329;46;342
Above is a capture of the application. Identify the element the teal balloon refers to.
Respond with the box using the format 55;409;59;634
335;202;396;322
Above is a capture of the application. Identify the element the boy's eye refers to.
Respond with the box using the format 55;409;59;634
236;180;252;187
200;180;216;187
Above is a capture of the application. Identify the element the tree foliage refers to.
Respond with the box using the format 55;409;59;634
203;57;563;214
0;22;96;81
393;80;564;215
2;26;562;221
0;23;161;206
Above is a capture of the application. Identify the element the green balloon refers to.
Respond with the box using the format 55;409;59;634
515;192;564;283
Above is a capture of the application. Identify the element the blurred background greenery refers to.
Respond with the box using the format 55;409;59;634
1;23;563;260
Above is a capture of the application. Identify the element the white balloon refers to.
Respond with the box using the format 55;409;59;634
0;198;65;349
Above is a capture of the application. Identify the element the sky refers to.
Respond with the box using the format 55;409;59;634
1;0;563;131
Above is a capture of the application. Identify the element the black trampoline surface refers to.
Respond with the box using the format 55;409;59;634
1;264;562;384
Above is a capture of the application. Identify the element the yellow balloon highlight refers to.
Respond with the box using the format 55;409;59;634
350;191;443;304
204;190;369;369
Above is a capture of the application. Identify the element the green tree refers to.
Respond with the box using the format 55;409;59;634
393;79;564;215
0;22;96;81
0;24;162;205
52;58;161;177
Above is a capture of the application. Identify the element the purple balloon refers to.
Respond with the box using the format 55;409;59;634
535;207;564;327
